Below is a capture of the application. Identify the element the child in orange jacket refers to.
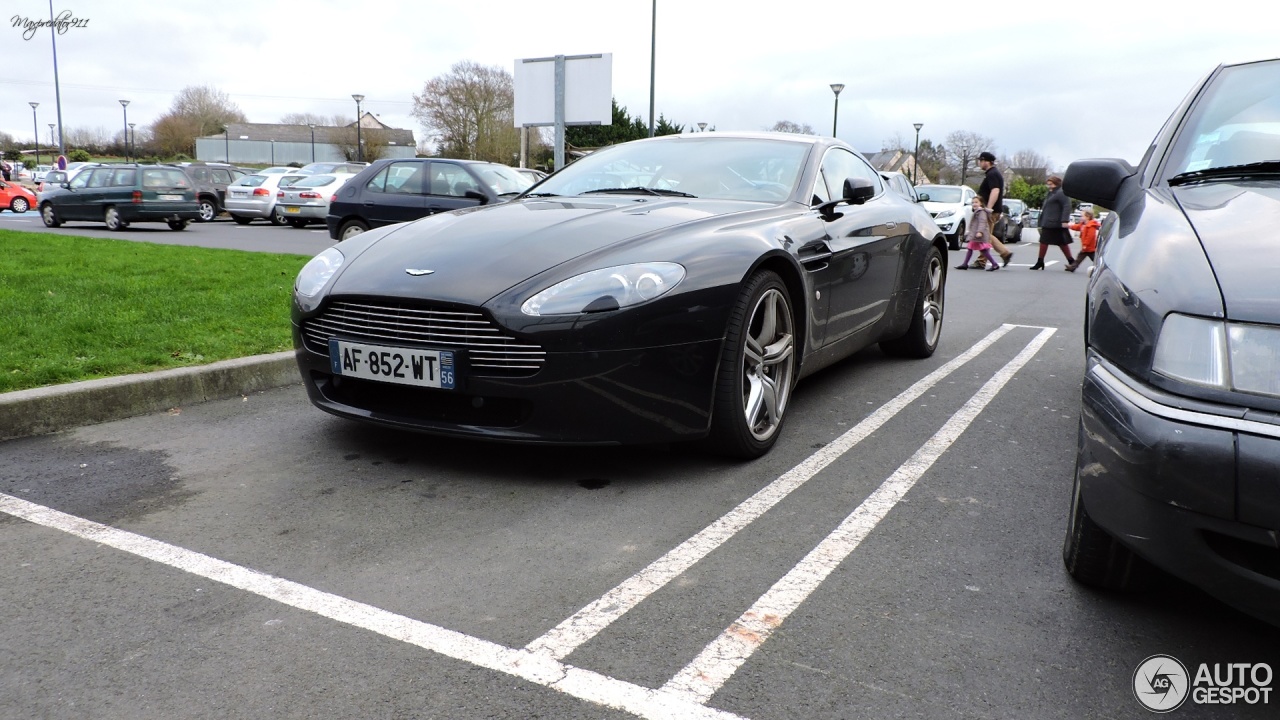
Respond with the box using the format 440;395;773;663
1066;209;1100;272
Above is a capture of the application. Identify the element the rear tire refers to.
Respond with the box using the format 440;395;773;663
269;208;287;226
339;219;369;240
1063;437;1154;590
167;219;189;231
41;203;61;228
881;245;945;358
197;198;217;222
287;218;307;229
104;206;126;231
230;214;252;225
10;197;29;213
706;270;796;459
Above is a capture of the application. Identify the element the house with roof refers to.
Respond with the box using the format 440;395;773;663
862;149;930;185
195;113;416;165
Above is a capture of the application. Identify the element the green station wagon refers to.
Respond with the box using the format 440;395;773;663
39;165;201;231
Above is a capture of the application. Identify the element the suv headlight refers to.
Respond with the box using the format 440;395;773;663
521;262;685;316
935;209;956;219
295;247;344;297
1152;313;1280;398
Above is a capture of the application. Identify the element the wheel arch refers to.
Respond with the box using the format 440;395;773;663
742;251;810;369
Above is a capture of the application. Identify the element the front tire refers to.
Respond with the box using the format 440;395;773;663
1062;434;1153;590
10;197;29;213
167;219;189;231
230;214;252;225
881;245;945;358
41;203;61;227
269;208;287;226
287;218;307;229
707;270;796;459
197;198;217;222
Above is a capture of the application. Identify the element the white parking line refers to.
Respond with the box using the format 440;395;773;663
0;492;745;720
661;327;1056;704
525;323;1021;660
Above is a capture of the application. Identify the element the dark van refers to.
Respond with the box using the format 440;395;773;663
40;165;201;231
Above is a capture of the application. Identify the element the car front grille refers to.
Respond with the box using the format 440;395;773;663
301;300;545;377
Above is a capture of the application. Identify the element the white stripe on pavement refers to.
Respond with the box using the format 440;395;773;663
524;324;1024;660
660;327;1057;704
0;492;746;720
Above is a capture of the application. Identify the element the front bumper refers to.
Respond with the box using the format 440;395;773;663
1079;354;1280;625
293;326;723;445
933;215;960;234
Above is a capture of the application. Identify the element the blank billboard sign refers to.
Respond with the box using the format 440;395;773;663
514;53;613;127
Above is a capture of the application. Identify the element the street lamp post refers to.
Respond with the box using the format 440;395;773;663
309;124;316;162
270;139;275;166
223;128;229;163
49;124;55;152
913;122;923;186
351;94;364;162
119;99;130;162
29;102;39;168
697;122;707;132
830;83;845;138
129;123;136;162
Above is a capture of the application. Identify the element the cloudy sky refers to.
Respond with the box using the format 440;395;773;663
4;0;1275;170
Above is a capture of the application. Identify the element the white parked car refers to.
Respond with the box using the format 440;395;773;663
224;172;307;225
917;184;977;250
276;173;356;228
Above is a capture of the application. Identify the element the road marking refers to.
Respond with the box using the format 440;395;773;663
0;492;746;720
525;324;1023;660
661;327;1057;704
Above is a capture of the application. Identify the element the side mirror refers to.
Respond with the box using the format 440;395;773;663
917;192;930;202
842;177;875;205
61;182;71;189
463;189;489;205
1063;158;1135;209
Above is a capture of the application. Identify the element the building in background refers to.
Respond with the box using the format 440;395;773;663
196;113;415;165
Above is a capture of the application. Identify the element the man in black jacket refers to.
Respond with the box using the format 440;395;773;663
973;151;1013;267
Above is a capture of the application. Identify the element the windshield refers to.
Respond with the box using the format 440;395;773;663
1164;59;1280;179
919;186;962;203
233;175;266;187
474;164;535;195
533;136;810;202
1005;200;1025;213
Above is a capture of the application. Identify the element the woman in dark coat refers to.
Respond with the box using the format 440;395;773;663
1032;175;1077;270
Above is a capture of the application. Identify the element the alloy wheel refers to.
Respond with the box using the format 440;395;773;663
741;287;795;442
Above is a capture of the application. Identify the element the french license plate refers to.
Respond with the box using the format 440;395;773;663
330;339;456;390
285;206;301;213
159;194;183;201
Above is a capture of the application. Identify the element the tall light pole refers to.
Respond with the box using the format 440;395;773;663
351;94;364;161
829;83;845;138
49;123;55;151
913;122;923;186
29;102;39;168
129;123;136;162
648;0;656;137
697;122;707;133
309;124;316;162
223;127;229;163
119;100;130;162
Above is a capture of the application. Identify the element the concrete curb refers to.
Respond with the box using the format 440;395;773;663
0;351;301;441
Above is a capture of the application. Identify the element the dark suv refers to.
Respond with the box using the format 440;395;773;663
40;164;200;231
171;162;250;222
325;158;533;240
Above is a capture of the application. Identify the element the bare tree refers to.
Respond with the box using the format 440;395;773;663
280;112;352;127
412;61;519;163
332;126;391;162
169;85;247;137
1005;148;1052;185
881;132;909;152
945;130;995;187
769;120;815;134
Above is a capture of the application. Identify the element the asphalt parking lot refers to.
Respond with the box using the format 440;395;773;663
3;235;1277;719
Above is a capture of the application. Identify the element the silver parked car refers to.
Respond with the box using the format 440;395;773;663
225;172;307;225
276;173;356;228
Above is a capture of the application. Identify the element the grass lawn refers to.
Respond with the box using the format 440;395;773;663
0;229;310;393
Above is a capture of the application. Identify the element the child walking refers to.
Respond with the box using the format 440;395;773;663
1066;209;1100;272
955;197;1001;272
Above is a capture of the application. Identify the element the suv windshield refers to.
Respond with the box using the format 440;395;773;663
533;137;809;202
1164;59;1280;180
919;186;962;203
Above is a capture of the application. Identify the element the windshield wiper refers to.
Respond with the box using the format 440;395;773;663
1168;160;1280;186
580;187;698;198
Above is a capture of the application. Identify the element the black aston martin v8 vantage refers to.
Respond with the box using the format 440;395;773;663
292;132;948;458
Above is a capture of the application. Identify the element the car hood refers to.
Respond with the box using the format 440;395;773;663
1174;181;1280;323
329;196;768;304
920;200;962;213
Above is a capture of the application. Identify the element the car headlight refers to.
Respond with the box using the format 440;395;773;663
1152;313;1280;398
520;262;686;316
935;209;955;219
295;247;344;297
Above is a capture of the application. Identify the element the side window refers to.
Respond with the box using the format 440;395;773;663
111;169;137;187
814;148;882;204
212;169;233;184
387;162;426;194
86;168;113;188
430;163;480;198
364;166;389;193
69;170;91;189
